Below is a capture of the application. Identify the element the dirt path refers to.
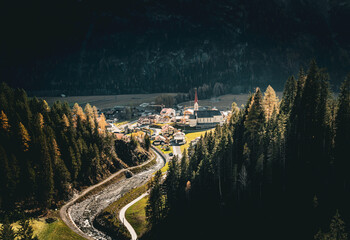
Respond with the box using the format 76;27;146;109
60;148;166;240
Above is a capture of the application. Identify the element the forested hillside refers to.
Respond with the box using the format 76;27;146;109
144;62;350;240
0;83;149;218
2;0;350;95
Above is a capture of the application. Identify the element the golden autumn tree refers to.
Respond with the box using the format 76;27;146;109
43;100;50;112
72;103;86;127
98;113;107;134
62;114;70;128
18;122;30;152
37;113;44;129
0;110;10;132
263;85;279;120
84;103;95;129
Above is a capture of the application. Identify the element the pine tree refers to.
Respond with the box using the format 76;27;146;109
315;210;348;240
146;170;164;226
0;146;14;208
144;134;151;151
51;138;71;198
165;157;180;212
38;136;54;209
244;88;266;138
280;76;297;115
335;75;350;192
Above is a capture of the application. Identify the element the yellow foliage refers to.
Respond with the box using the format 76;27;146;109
19;122;30;152
263;85;279;120
84;103;95;128
73;103;86;122
62;114;70;128
38;113;45;129
0;110;10;132
98;113;107;134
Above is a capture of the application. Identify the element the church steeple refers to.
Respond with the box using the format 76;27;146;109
194;88;199;111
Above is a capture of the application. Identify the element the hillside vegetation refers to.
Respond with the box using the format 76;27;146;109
0;83;149;220
3;0;350;95
143;61;350;240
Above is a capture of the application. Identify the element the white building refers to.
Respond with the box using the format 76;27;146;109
188;89;224;128
174;131;186;144
189;110;223;128
160;108;176;117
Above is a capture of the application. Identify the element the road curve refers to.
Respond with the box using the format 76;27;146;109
60;148;166;240
119;193;149;240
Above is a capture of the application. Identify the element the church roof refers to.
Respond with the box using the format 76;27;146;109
194;110;221;118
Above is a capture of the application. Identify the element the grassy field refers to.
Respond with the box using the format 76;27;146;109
125;196;149;237
180;129;214;153
43;93;177;109
101;182;150;239
34;218;86;240
0;217;85;240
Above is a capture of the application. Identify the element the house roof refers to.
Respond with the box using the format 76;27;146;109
195;110;221;118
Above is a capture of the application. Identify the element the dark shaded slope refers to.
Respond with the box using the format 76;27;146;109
1;0;350;95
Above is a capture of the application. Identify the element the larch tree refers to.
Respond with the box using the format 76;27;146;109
62;114;70;129
84;103;95;129
18;122;30;152
263;85;279;120
98;113;107;134
0;110;10;132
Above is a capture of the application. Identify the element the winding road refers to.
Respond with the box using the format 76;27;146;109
60;147;166;240
119;193;149;240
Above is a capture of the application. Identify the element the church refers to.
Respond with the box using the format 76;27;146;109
188;89;224;128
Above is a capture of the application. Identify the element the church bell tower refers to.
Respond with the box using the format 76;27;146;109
194;88;199;111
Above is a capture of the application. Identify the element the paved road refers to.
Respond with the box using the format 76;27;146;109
60;148;166;240
119;193;149;240
172;145;182;159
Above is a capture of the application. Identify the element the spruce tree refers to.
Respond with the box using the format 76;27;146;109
335;75;350;193
144;134;151;151
146;170;164;226
280;76;297;115
38;136;54;209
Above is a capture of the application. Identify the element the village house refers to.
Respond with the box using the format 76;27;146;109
161;125;175;136
153;135;167;145
160;108;176;117
173;131;186;144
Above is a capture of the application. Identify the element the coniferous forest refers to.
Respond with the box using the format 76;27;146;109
144;61;350;240
0;83;149;219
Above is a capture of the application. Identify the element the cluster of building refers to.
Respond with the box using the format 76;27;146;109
151;124;186;146
103;89;229;150
137;89;227;129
